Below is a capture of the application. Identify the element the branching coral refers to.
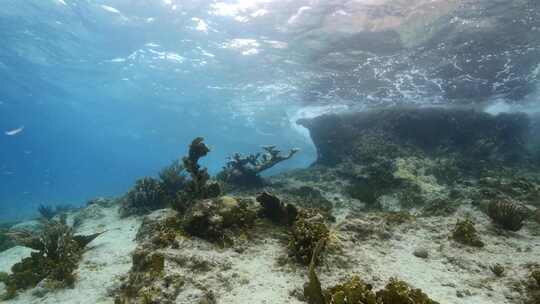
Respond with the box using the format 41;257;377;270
289;211;329;265
119;177;167;218
451;219;484;247
175;137;221;212
219;145;299;188
2;216;103;299
487;200;529;231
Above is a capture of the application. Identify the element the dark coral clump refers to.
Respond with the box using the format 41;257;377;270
486;200;529;231
2;216;103;299
256;192;298;226
183;196;256;245
219;145;299;188
289;211;330;265
158;160;187;199
119;177;167;218
175;137;221;212
451;219;484;247
0;227;15;252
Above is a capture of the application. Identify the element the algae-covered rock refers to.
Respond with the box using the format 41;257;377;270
451;219;484;247
183;196;256;244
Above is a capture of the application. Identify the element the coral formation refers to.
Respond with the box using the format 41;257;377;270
175;137;221;212
486;200;529;231
2;216;103;299
119;177;167;218
451;219;484;247
219;145;299;188
289;211;330;265
256;192;298;226
183;196;257;245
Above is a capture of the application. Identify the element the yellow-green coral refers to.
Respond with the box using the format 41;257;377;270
324;276;377;304
376;278;440;304
451;219;484;247
288;212;330;265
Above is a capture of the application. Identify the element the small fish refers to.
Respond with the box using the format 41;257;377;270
5;126;24;136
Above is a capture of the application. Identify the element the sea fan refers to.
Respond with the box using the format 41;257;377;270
487;200;529;231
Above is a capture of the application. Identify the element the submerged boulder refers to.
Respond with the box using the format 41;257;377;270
298;107;531;167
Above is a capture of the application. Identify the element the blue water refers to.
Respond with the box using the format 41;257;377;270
0;0;319;221
1;0;539;221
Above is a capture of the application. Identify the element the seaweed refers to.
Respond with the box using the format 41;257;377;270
219;145;299;188
256;192;298;226
119;177;167;218
451;219;484;247
0;228;15;252
486;200;529;231
2;216;103;299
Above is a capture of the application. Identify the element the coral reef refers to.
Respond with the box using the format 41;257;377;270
119;177;167;218
256;192;298;226
2;216;103;299
289;211;330;265
182;196;257;245
486;200;529;231
451;219;484;247
175;137;221;212
219;145;299;188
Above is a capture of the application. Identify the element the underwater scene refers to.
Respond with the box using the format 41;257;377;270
1;0;540;303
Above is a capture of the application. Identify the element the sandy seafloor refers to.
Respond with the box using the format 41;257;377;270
0;198;538;304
